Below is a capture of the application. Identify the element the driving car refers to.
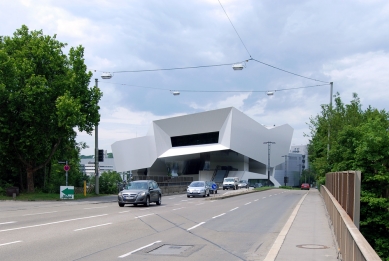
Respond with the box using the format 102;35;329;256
238;180;249;189
207;181;219;194
118;180;162;207
301;183;310;190
187;181;210;197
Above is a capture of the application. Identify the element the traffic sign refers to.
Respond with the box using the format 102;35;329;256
60;186;74;199
212;183;217;190
64;165;70;171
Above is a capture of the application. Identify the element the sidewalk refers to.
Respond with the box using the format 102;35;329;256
266;188;339;261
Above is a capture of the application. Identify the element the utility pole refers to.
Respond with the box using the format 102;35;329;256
327;82;333;159
263;142;276;186
95;78;99;195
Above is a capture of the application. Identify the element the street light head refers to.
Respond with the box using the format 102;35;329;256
101;72;113;79
232;63;244;70
171;91;180;96
266;91;274;96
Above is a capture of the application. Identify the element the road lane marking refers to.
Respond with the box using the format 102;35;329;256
196;203;205;205
245;202;252;205
263;193;308;261
0;214;108;232
119;211;130;213
181;200;189;202
230;207;239;211
187;222;205;231
0;241;22;247
212;213;225;219
254;199;259;201
140;208;151;211
0;221;16;225
173;207;185;211
135;213;154;219
23;211;58;216
119;240;161;258
167;197;175;199
263;197;267;199
84;206;108;210
74;223;112;231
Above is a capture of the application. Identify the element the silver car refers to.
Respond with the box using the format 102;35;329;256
118;180;162;207
187;181;210;198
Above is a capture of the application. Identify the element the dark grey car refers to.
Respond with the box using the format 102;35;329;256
118;180;162;207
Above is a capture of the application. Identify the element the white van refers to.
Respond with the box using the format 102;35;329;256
223;177;239;190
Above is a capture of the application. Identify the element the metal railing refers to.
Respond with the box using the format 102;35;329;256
321;185;381;261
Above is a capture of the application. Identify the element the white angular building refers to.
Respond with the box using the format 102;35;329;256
111;107;294;187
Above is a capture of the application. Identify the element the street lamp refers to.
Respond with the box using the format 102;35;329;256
95;78;99;194
263;141;275;186
327;82;333;159
281;155;289;186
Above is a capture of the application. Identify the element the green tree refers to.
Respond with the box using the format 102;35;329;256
0;25;102;192
99;171;123;194
307;93;389;259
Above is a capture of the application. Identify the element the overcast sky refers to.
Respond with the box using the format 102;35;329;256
2;0;389;156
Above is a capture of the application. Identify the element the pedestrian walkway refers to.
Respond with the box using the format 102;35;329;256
265;188;339;261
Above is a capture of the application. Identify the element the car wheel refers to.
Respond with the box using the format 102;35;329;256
144;196;150;207
118;203;124;207
187;195;190;198
156;195;161;205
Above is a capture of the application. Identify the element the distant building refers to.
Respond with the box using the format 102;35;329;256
80;150;116;176
112;107;294;187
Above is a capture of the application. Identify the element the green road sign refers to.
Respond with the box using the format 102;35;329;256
60;186;74;199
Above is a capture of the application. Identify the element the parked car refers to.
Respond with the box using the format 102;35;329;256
207;181;219;194
301;183;310;190
223;177;239;190
253;183;263;188
118;180;162;207
187;181;210;197
238;180;249;189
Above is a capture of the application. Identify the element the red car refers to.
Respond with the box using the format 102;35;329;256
301;183;310;190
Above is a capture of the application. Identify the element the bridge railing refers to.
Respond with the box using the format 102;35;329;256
321;185;381;261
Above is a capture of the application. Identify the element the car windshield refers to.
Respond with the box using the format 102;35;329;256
189;182;205;187
225;178;234;182
126;182;148;190
239;180;247;183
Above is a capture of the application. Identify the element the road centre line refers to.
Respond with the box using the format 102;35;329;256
230;207;239;211
167;197;175;199
187;222;205;231
0;221;16;225
245;202;252;205
263;197;267;199
74;223;112;231
140;208;151;211
119;211;130;213
84;206;108;210
135;213;154;219
196;203;205;205
173;207;185;211
0;214;108;232
254;199;259;201
23;211;58;216
0;241;22;247
119;240;161;258
212;213;226;219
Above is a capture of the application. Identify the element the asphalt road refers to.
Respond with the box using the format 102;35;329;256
0;189;306;261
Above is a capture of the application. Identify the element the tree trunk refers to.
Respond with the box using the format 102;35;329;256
26;167;35;193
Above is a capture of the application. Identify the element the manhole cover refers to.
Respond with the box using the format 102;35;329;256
148;245;193;255
296;244;329;249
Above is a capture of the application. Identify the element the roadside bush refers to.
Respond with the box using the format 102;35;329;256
99;171;122;194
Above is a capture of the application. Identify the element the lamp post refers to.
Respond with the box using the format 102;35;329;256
263;142;275;186
95;78;99;195
327;82;333;159
282;155;288;186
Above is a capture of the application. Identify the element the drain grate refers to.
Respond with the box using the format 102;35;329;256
148;245;193;255
296;244;329;249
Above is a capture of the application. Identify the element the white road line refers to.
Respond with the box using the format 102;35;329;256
74;223;112;231
181;200;189;202
167;197;175;199
230;207;239;211
254;199;259;201
187;222;205;231
0;214;107;233
23;211;58;216
263;197;267;199
135;213;154;219
140;208;151;211
173;207;185;211
174;204;181;205
119;211;130;213
0;221;16;225
119;240;161;258
245;202;251;205
84;206;108;210
196;203;205;205
0;241;22;247
212;213;226;219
